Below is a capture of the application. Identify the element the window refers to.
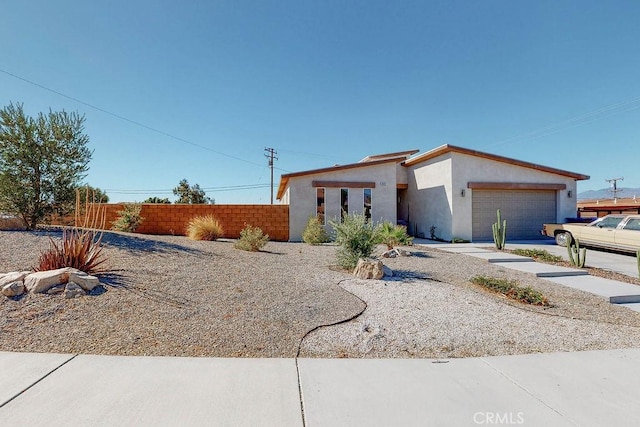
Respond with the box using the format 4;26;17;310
594;216;624;229
316;188;325;225
341;188;348;220
363;188;372;221
623;218;640;231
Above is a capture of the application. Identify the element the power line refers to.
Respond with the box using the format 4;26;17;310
104;183;271;195
0;67;291;172
485;96;640;149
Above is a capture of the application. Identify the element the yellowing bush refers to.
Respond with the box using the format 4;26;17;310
186;215;224;241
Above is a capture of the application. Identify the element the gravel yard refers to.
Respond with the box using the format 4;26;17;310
2;230;640;358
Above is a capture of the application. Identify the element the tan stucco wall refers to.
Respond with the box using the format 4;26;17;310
286;163;398;241
406;154;453;239
407;152;580;241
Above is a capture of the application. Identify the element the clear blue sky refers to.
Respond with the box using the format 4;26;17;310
2;1;639;203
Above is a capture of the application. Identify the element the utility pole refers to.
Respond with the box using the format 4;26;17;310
264;148;278;204
606;177;624;201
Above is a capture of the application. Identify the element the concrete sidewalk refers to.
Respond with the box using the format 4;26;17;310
2;349;640;426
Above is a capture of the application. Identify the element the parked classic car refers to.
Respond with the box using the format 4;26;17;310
541;214;640;253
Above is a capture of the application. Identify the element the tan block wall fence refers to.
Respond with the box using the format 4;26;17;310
90;204;289;241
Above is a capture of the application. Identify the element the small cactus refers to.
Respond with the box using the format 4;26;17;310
567;239;587;268
492;209;507;250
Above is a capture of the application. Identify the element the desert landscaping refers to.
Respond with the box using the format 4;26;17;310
2;229;640;359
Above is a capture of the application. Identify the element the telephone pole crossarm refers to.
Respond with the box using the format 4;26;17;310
264;148;278;204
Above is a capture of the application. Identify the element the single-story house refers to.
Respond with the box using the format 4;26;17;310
277;144;590;242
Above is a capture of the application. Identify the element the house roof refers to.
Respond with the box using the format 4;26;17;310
276;156;403;200
402;144;590;180
359;149;420;163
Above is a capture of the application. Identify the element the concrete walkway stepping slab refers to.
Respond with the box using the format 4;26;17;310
482;349;640;426
617;302;640;312
466;252;534;263
0;351;74;407
431;246;493;254
297;358;571;426
492;261;588;277
548;275;640;303
0;355;302;427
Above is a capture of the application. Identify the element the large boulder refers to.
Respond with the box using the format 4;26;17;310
24;267;101;293
24;267;74;293
68;270;101;291
353;258;385;280
2;281;25;297
0;271;31;288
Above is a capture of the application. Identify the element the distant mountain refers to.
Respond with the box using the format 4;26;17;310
578;187;640;200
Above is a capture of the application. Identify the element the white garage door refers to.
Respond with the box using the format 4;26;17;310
472;190;557;241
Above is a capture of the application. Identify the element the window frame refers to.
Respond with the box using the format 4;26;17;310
316;187;326;225
340;188;349;221
363;188;372;222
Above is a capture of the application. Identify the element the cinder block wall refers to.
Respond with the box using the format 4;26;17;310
92;204;289;241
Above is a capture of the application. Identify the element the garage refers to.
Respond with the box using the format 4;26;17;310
472;190;557;241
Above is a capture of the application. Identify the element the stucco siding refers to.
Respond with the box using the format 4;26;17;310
451;153;578;240
406;155;453;240
406;152;579;241
286;163;398;241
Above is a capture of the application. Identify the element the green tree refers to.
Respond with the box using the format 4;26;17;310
143;196;171;204
0;103;92;229
172;179;214;204
77;184;109;203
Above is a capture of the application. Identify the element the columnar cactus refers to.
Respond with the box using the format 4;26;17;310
492;209;507;250
567;239;587;268
636;249;640;279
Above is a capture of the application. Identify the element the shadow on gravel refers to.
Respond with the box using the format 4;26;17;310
409;251;432;258
100;233;206;256
98;272;130;289
387;269;434;281
259;250;285;255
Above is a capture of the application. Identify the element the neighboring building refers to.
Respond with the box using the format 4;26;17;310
277;145;589;242
578;197;640;218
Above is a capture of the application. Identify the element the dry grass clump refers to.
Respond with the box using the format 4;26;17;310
186;215;224;241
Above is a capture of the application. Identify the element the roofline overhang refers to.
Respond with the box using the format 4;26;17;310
402;144;590;181
276;157;401;200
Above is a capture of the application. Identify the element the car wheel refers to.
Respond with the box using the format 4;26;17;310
555;232;571;247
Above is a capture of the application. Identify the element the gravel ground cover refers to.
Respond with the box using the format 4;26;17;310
300;247;640;358
2;230;640;358
0;230;361;357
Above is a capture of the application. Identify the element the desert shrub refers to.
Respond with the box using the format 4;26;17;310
234;224;269;251
512;248;563;263
377;221;412;249
35;228;106;274
35;191;106;274
330;213;379;270
302;216;330;245
111;203;144;233
186;215;224;241
471;276;549;306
